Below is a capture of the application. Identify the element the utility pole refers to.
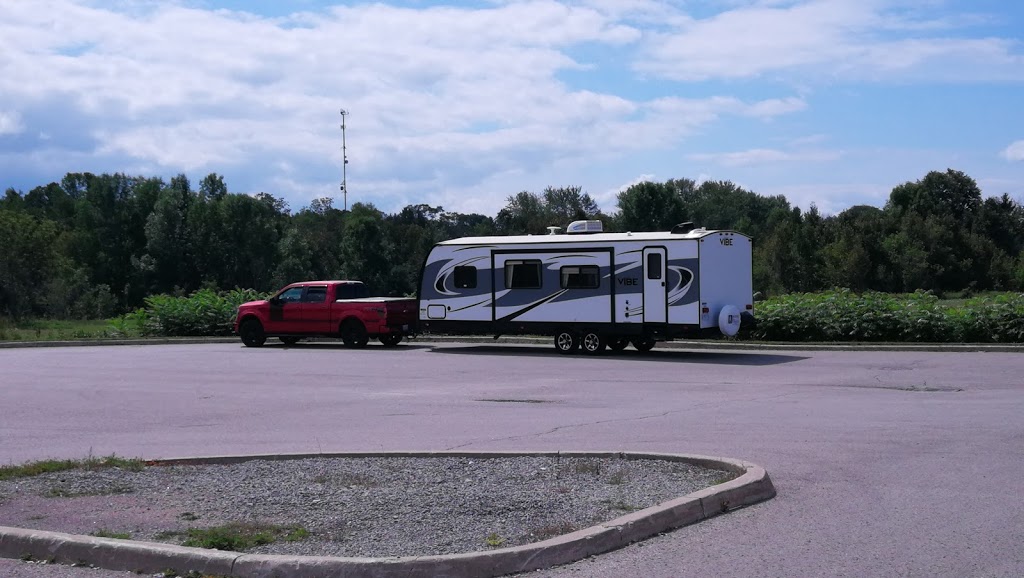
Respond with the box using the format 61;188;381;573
340;109;349;211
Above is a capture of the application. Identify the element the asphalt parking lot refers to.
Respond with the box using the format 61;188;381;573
1;340;1021;577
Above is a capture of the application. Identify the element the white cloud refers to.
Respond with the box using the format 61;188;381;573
0;0;1019;217
634;0;1024;82
0;111;24;135
1001;141;1024;162
690;148;842;167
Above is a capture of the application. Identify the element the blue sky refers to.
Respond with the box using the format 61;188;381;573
1;0;1022;218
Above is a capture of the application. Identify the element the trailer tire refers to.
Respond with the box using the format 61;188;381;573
631;337;656;352
340;320;369;348
581;331;606;355
608;337;630;352
239;319;266;348
378;333;402;347
554;330;578;354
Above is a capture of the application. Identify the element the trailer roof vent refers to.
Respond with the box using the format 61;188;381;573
671;222;696;234
566;220;603;234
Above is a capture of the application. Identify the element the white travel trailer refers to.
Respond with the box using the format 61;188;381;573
418;220;754;354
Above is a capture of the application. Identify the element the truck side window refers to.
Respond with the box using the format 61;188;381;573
278;287;304;302
304;286;327;303
505;260;542;289
561;265;599;289
454;266;477;289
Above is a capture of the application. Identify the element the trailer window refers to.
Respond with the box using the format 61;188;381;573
454;266;477;289
505;260;542;289
647;253;663;280
560;265;599;289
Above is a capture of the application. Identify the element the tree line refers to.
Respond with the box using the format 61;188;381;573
1;169;1022;319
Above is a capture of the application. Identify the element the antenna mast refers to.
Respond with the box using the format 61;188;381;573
339;109;349;211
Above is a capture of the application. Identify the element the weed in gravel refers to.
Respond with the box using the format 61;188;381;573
607;468;629;485
181;523;311;551
484;532;505;548
529;521;577;541
91;529;131;539
710;471;738;485
0;454;144;480
46;484;133;498
573;461;601;475
333;472;378;487
601;498;638;512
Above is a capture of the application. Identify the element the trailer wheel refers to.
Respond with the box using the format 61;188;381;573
581;332;606;355
631;336;656;352
608;337;630;352
554;330;578;354
378;333;402;347
340;320;369;348
280;336;301;346
239;319;266;348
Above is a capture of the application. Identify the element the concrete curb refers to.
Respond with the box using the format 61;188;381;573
0;334;1021;352
0;451;775;578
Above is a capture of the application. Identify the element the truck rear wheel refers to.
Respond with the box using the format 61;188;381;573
340;320;369;348
239;319;266;348
378;333;402;347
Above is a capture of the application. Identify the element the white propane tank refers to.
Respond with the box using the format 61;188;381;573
718;304;742;337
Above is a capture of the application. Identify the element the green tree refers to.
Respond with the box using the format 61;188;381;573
615;181;684;232
0;210;62;317
340;203;393;293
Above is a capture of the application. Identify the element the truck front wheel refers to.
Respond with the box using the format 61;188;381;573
239;319;266;348
340;320;369;348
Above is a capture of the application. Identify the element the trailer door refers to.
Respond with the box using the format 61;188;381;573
643;247;667;323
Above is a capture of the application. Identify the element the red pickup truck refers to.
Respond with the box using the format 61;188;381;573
233;280;417;348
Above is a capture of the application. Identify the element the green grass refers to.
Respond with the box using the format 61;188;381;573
180;523;310;551
91;529;131;539
0;454;145;481
0;318;137;342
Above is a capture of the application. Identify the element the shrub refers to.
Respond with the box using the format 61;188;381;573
749;289;1024;343
115;288;267;337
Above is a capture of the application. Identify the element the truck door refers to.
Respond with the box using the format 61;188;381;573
268;286;305;333
643;247;667;323
299;285;332;333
